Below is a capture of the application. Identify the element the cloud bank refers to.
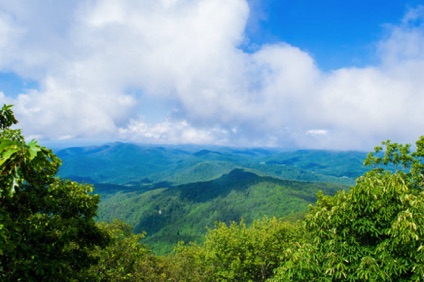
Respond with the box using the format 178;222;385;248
1;0;424;150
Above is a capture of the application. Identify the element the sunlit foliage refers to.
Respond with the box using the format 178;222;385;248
0;105;109;281
271;137;424;281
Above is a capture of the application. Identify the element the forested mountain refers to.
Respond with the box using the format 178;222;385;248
56;142;368;253
96;169;344;253
57;142;368;186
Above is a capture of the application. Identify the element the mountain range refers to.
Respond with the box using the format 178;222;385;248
56;142;369;253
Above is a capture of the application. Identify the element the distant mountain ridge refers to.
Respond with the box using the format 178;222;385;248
57;142;368;187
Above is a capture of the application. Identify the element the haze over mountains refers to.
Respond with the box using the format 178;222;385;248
56;142;369;253
57;142;367;186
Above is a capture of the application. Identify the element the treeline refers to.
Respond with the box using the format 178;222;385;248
2;104;424;281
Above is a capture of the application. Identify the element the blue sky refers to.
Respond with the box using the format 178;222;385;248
1;0;424;150
251;0;422;69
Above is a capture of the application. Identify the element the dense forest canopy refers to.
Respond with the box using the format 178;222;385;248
2;104;424;281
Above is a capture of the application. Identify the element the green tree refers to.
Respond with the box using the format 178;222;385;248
87;220;167;281
0;104;109;281
164;241;214;281
173;217;303;282
271;138;424;281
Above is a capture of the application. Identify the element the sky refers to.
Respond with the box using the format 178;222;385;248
1;0;424;150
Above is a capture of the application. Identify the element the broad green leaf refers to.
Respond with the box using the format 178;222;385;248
27;140;41;161
0;147;19;166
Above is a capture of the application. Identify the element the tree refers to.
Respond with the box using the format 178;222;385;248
271;138;424;281
172;217;303;282
0;104;109;281
87;220;167;282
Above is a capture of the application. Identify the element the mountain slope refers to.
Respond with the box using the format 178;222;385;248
96;169;346;254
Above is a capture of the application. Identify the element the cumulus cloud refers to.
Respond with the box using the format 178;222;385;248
1;1;424;150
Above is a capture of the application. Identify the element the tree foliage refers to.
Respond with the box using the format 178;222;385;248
0;105;60;198
171;217;303;282
271;137;424;281
87;220;168;282
0;105;109;281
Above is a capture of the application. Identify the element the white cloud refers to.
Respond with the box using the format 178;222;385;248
1;1;424;150
379;5;424;65
306;130;328;136
119;118;229;145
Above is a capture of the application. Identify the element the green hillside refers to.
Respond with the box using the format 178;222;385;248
96;169;346;254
